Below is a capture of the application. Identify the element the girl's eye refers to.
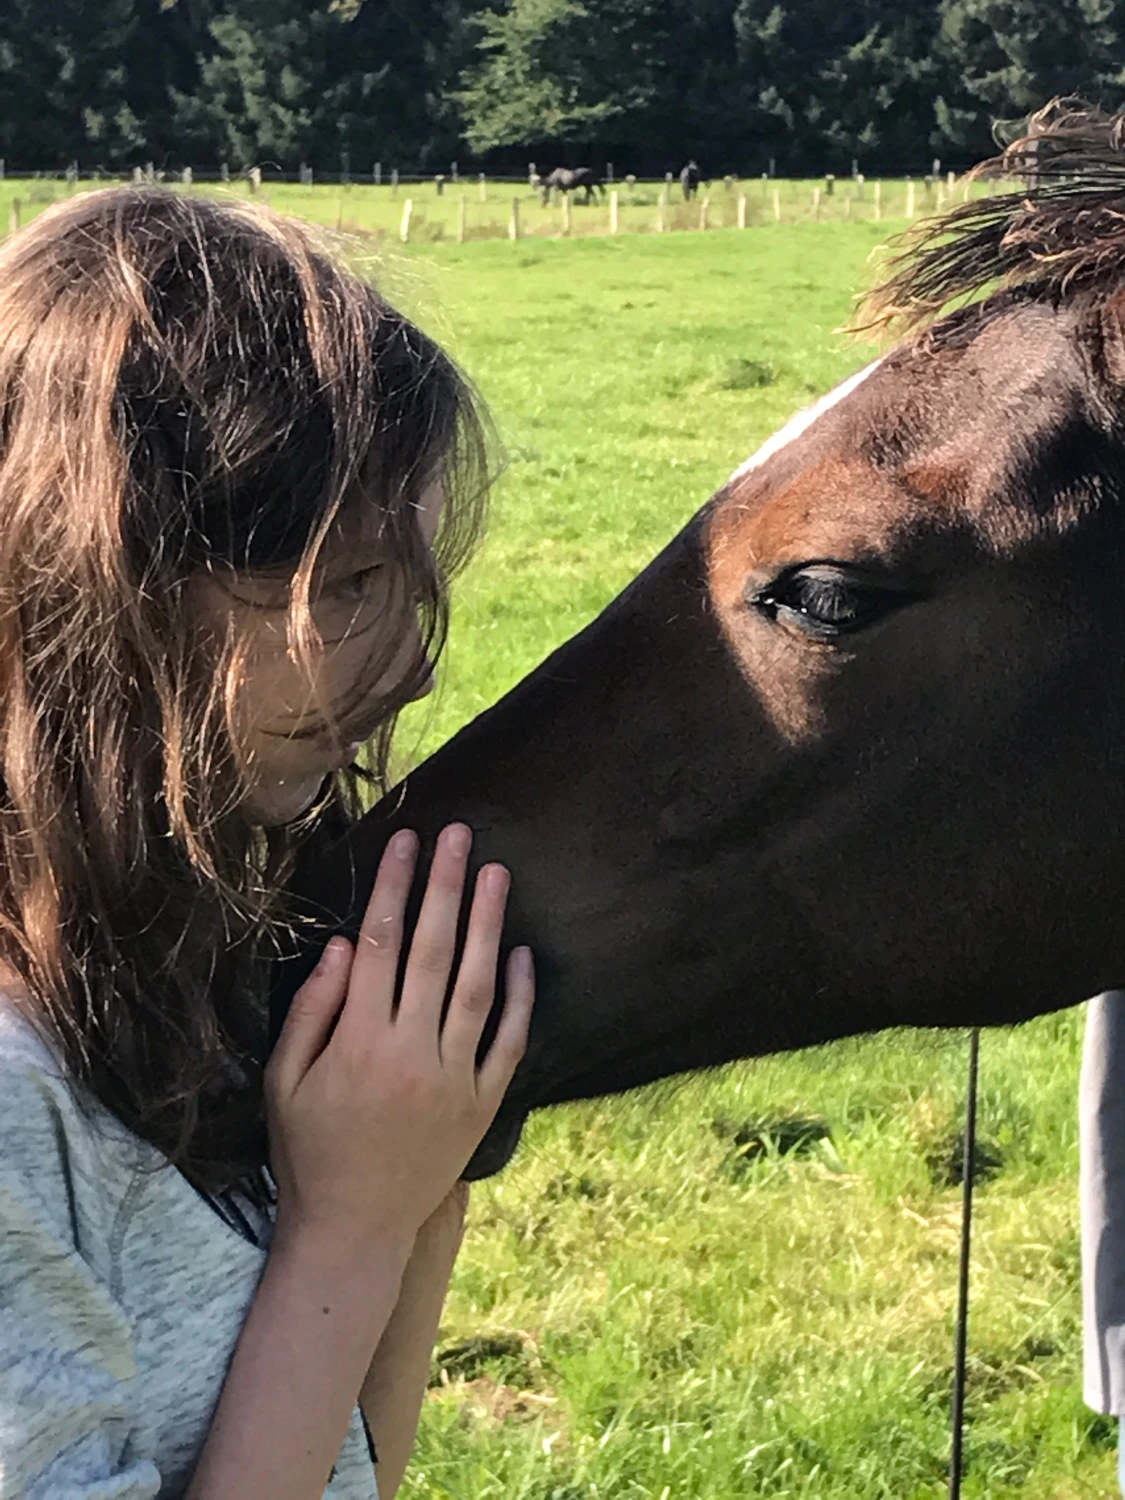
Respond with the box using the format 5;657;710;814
331;565;382;604
752;564;911;640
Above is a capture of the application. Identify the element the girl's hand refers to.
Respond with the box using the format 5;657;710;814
265;823;533;1262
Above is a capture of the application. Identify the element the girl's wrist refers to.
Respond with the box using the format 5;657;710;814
270;1217;417;1292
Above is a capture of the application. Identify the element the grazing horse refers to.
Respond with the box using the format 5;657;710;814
680;159;701;199
275;104;1125;1182
539;167;603;205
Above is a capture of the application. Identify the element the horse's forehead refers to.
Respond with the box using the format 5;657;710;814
728;359;885;484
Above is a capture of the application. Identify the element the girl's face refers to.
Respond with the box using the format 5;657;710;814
190;484;442;826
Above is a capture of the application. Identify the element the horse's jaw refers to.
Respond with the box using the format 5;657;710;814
464;1110;528;1180
275;346;1125;1176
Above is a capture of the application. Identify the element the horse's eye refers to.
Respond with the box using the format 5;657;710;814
752;564;908;640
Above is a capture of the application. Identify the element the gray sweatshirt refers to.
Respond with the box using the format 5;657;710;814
0;1002;378;1498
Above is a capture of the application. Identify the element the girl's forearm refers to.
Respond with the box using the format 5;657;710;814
359;1189;467;1498
185;1230;412;1500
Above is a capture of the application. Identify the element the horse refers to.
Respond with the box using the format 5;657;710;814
680;159;701;199
275;103;1125;1183
538;167;604;205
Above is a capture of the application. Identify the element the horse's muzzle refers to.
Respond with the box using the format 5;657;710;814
463;1110;528;1180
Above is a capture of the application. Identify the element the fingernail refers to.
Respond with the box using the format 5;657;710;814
485;863;510;895
315;936;347;975
445;823;471;857
391;829;417;861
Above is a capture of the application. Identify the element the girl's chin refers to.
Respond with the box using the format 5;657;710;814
243;771;332;827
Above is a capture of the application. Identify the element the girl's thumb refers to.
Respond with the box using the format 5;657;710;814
268;936;353;1091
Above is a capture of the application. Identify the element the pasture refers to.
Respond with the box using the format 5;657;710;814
386;227;1113;1498
3;184;1108;1494
0;173;986;245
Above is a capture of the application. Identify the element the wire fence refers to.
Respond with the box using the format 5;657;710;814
0;168;1005;246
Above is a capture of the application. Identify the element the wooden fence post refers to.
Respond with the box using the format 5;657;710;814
698;195;709;231
400;198;413;243
374;162;382;185
609;190;619;234
478;173;487;202
737;192;747;228
434;174;444;196
182;167;192;187
855;172;865;200
562;192;572;235
457;196;467;243
220;162;229;184
656;188;666;233
249;166;261;194
772;187;781;222
905;180;915;218
391;169;399;197
509;197;521;240
873;181;882;221
8;199;19;236
132;166;144;186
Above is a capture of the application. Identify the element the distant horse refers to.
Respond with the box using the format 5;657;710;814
277;102;1125;1182
680;160;701;199
539;167;603;205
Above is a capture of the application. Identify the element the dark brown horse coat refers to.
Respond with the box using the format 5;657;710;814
275;109;1125;1179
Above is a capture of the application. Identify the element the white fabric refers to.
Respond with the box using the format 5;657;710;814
1081;992;1125;1414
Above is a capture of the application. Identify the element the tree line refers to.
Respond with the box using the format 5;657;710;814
2;0;1123;178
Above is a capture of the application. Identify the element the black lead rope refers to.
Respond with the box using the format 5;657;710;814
949;1027;981;1500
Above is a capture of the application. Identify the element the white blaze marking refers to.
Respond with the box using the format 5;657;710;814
728;358;884;483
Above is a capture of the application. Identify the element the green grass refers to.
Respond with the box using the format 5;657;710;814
381;226;1115;1497
390;224;889;752
0;171;993;245
1;183;1110;1493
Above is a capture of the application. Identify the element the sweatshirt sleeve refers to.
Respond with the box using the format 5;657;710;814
0;1055;161;1499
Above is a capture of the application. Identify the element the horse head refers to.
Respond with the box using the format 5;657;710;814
275;105;1125;1178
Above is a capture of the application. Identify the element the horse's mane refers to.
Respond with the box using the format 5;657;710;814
860;99;1125;338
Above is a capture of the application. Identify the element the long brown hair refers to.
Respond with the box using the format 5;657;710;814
0;188;487;1191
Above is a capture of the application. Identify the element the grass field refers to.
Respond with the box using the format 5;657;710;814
382;227;1116;1498
5;182;1113;1494
0;171;993;243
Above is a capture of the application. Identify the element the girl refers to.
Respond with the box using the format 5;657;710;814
0;187;533;1499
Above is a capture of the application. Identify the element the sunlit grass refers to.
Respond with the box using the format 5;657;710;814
382;229;1114;1496
0;181;1108;1494
0;171;993;245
